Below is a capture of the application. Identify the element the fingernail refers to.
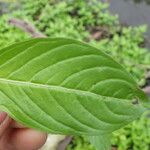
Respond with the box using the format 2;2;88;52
0;111;7;124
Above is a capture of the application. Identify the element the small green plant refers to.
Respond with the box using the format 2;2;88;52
0;15;29;48
0;38;149;150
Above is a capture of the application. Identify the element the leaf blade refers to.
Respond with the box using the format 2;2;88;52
0;38;148;136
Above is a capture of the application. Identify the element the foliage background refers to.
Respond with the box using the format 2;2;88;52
0;0;150;149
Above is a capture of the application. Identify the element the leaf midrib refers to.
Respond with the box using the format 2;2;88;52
0;78;132;102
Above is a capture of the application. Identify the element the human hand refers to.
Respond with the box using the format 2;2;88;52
0;112;47;150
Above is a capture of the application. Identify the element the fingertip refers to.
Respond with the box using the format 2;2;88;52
10;128;47;150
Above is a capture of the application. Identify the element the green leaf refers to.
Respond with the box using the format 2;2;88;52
0;38;148;137
89;134;111;150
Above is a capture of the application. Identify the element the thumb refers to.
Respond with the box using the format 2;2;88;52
0;112;11;137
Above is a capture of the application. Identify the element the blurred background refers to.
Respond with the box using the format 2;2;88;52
0;0;150;149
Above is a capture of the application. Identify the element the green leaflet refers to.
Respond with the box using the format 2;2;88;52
0;38;149;149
